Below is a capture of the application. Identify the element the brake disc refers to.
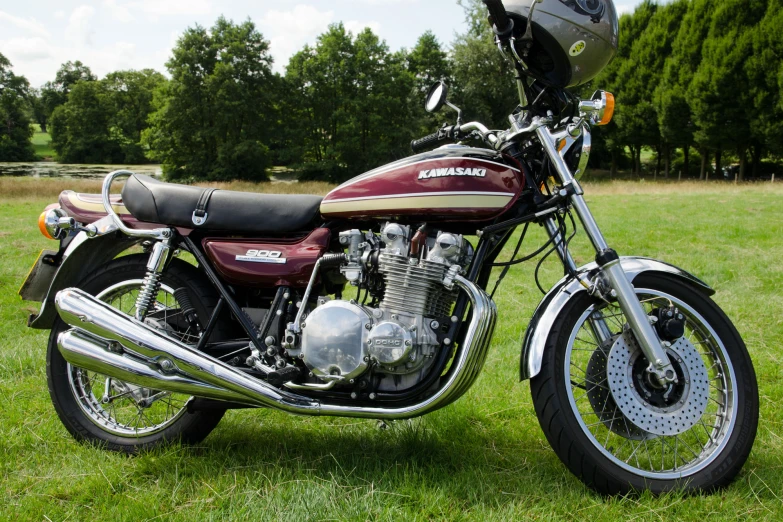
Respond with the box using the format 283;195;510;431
606;332;709;436
585;339;651;440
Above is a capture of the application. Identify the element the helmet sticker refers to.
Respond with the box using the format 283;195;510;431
569;40;587;56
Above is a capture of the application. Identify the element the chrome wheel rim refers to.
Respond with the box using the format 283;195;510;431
66;280;196;437
564;288;737;479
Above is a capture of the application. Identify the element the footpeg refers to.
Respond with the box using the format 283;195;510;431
267;365;301;387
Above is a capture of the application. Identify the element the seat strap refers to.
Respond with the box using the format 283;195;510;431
192;188;217;226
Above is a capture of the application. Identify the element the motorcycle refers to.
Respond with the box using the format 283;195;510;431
21;0;757;495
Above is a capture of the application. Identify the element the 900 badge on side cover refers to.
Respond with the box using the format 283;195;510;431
235;250;287;264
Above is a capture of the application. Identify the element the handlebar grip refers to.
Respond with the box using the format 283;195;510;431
482;0;513;37
411;132;443;153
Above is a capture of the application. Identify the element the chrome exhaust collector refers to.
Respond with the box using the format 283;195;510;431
54;276;496;419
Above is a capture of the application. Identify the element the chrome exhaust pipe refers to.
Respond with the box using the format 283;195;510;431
58;329;251;404
54;275;496;419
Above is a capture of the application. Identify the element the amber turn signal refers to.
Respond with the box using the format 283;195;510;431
38;208;67;240
38;210;55;239
597;92;615;126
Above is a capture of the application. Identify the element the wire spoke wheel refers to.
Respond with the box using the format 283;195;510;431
66;280;194;437
532;275;757;494
566;289;734;478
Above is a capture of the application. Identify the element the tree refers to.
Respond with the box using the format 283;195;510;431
104;69;167;163
49;80;122;163
689;0;767;181
615;0;686;179
0;53;35;161
451;0;519;129
589;4;657;177
50;69;165;164
747;0;783;176
407;31;453;136
41;61;96;121
144;17;277;181
283;24;416;182
407;31;451;94
656;0;715;180
27;88;48;132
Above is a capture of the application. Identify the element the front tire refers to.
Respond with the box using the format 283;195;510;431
531;274;758;494
47;255;226;452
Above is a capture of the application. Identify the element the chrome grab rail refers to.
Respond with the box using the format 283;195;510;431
54;274;497;419
100;170;172;240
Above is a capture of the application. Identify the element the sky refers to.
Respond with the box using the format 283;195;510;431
0;0;642;88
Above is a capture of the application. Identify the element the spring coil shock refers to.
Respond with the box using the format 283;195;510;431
135;239;172;321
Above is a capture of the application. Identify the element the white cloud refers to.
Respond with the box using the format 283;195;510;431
103;0;135;23
0;10;50;38
0;37;53;61
614;1;638;14
54;10;65;19
65;5;96;46
344;20;382;36
129;0;212;20
258;4;335;72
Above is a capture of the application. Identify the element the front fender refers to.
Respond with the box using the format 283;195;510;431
27;223;141;329
519;257;714;381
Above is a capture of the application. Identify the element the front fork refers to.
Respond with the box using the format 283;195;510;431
536;126;676;384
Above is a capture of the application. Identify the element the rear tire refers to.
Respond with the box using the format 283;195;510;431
531;274;758;494
47;255;227;452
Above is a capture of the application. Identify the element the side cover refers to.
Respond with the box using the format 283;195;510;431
520;257;715;381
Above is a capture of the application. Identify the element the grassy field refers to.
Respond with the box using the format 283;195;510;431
31;125;55;161
1;179;782;520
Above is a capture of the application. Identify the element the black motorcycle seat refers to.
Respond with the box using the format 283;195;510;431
121;174;323;234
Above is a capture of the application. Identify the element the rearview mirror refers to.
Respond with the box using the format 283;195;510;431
425;81;449;113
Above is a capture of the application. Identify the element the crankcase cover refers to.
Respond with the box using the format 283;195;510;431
367;321;414;367
300;301;371;380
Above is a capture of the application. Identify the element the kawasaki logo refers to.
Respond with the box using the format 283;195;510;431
418;167;487;180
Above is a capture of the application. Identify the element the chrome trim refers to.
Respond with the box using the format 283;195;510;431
58;329;248;404
101;171;172;240
54;275;497;419
537;125;673;378
520;257;715;381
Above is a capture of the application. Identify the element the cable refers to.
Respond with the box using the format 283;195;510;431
489;223;529;299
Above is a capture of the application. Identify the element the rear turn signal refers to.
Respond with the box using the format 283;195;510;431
38;208;67;240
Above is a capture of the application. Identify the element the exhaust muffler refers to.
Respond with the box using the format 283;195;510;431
54;277;496;419
58;329;249;404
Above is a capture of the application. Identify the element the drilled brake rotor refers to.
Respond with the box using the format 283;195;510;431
606;332;709;436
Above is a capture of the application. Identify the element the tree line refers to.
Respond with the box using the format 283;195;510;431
1;0;780;181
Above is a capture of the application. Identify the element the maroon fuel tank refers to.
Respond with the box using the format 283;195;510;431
203;228;331;288
320;146;523;221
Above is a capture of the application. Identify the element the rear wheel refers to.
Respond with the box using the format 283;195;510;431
47;255;227;452
531;274;758;494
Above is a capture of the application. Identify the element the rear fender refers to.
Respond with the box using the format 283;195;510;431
519;257;715;381
28;219;141;329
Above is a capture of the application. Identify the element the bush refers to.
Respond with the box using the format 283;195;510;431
294;161;354;183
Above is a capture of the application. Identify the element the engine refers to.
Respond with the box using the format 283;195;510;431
286;223;471;392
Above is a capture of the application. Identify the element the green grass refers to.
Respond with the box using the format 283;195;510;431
1;181;782;520
31;124;55;161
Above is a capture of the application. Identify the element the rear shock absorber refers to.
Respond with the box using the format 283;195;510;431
135;238;172;321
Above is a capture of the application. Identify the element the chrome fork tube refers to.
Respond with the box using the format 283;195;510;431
536;126;674;380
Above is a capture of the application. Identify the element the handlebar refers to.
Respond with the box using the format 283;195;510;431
482;0;513;38
411;122;499;153
411;131;445;154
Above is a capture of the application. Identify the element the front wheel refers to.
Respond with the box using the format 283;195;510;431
531;274;758;494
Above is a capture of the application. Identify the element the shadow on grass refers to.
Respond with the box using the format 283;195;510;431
130;408;578;506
